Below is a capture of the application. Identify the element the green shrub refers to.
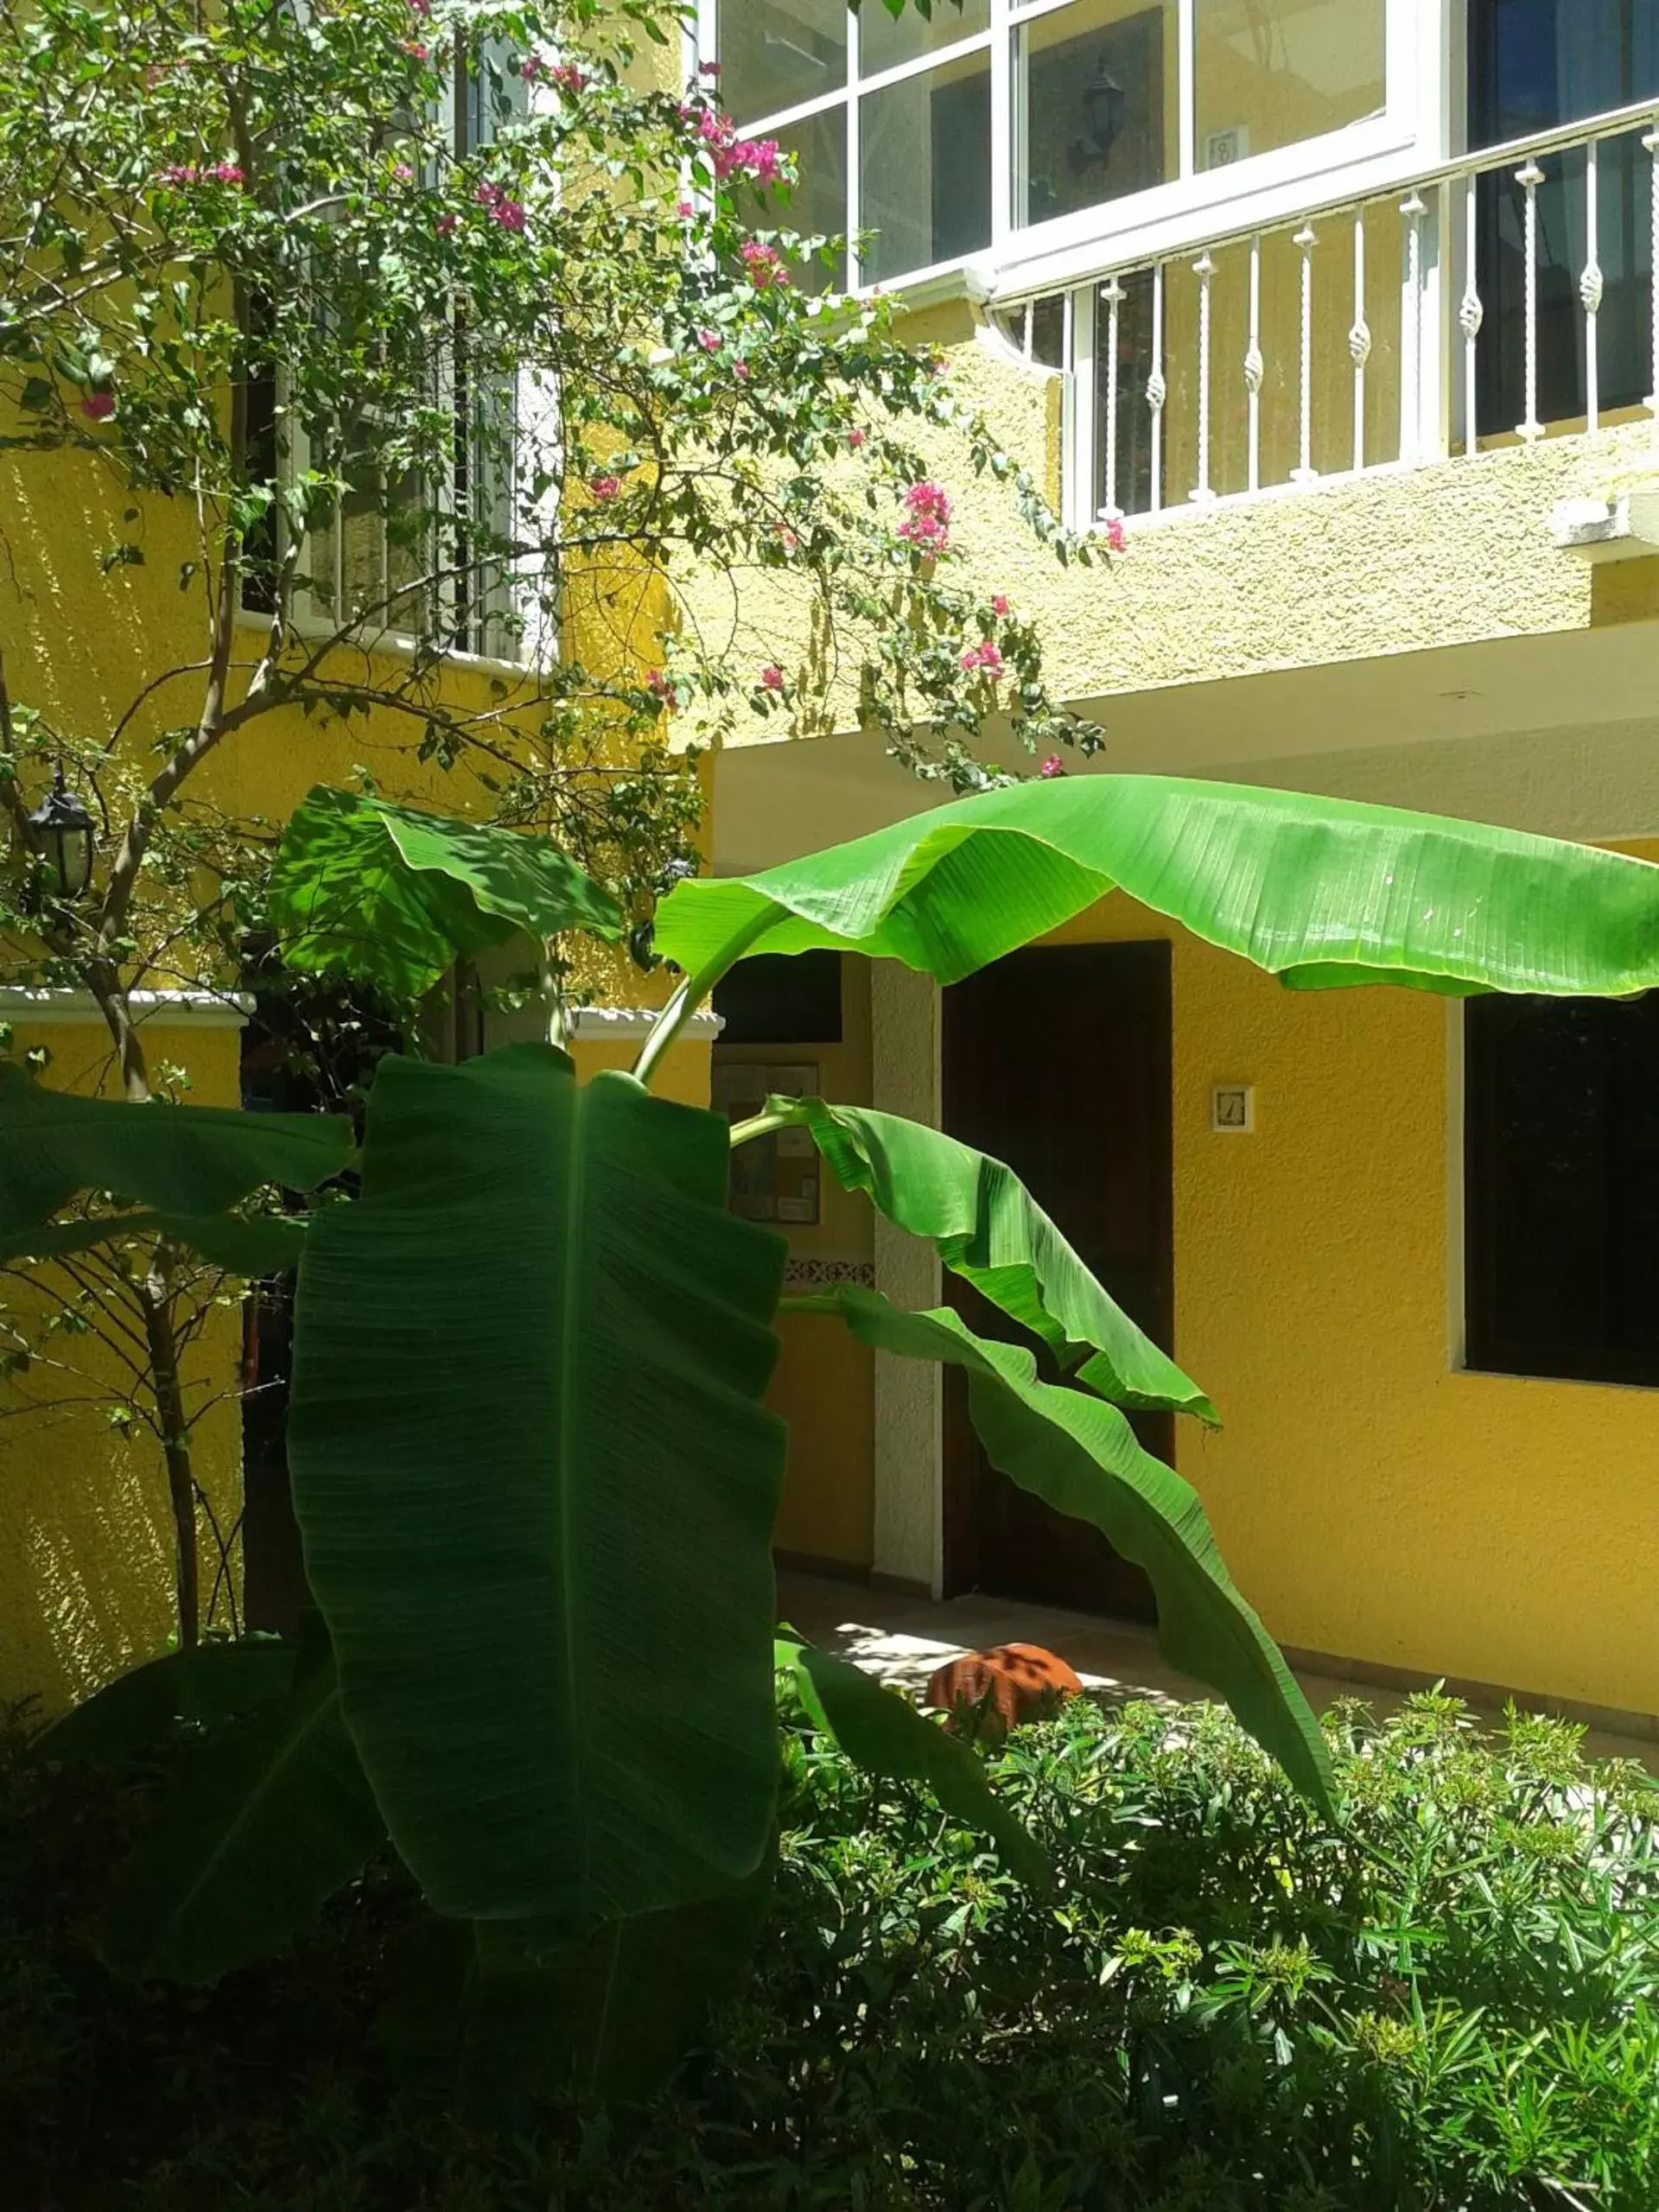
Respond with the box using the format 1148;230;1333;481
5;1686;1658;2209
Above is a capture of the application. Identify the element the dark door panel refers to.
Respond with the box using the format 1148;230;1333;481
942;940;1173;1619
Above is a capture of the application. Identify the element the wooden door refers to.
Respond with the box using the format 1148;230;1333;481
942;941;1173;1618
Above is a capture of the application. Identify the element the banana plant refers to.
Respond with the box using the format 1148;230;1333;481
20;772;1659;2101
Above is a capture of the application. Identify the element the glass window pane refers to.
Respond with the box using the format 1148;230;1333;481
720;0;847;125
860;0;990;78
1014;0;1179;232
1469;0;1659;149
1194;0;1384;172
860;48;992;282
741;106;849;293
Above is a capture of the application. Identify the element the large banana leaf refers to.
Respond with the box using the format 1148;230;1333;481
38;1637;297;1767
653;776;1659;995
270;786;623;998
1;1206;307;1275
767;1096;1216;1424
97;1648;385;1983
0;1063;351;1239
776;1633;1047;1882
792;1285;1334;1815
380;1870;776;2110
288;1044;790;1926
459;1862;777;2112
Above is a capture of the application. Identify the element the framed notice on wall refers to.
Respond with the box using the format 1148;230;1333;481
712;1062;820;1226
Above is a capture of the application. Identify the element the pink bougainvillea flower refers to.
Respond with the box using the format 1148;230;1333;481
740;137;784;186
548;61;588;92
733;359;750;379
409;0;431;15
392;161;415;184
79;391;115;421
520;50;543;80
739;238;788;289
960;642;1003;677
698;59;721;77
435;212;458;237
760;664;785;692
403;40;429;60
161;162;199;184
991;593;1010;617
847;427;866;448
897;479;952;552
677;198;695;218
210;162;245;184
696;327;721;353
588;473;622;500
645;669;677;709
1104;516;1127;552
1039;754;1065;779
475;181;525;231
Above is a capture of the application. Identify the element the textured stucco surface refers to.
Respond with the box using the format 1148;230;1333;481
709;302;1659;734
0;417;689;1707
715;957;877;1573
1045;893;1659;1720
0;1020;244;1713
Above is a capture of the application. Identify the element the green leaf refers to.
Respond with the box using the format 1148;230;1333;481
794;1287;1335;1815
0;1063;350;1241
1;1207;308;1275
37;1639;296;1767
289;1044;790;1925
776;1633;1047;1883
270;786;624;999
458;1861;777;2113
654;775;1659;997
768;1096;1215;1423
97;1650;385;1983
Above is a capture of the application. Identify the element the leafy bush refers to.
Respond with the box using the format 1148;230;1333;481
6;1686;1658;2209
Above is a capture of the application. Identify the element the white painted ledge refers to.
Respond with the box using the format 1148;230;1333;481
0;987;254;1030
1551;492;1659;560
569;1006;723;1042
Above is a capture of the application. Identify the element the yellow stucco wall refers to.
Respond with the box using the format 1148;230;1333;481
1046;889;1659;1721
0;1017;245;1713
684;292;1659;737
0;329;692;1709
713;957;877;1572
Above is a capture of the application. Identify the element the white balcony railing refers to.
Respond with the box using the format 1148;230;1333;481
992;99;1659;531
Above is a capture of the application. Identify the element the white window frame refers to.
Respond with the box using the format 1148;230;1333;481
698;1;1454;298
268;37;530;669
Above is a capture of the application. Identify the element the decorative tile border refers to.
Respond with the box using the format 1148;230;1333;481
783;1256;875;1291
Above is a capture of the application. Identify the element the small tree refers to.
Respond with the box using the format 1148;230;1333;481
0;0;1103;1649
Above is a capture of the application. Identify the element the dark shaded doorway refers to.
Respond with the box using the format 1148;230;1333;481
941;940;1173;1620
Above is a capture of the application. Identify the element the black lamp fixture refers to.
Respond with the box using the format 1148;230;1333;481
26;765;97;901
1071;55;1128;169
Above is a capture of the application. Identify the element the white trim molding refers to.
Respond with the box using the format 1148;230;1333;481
0;987;254;1031
569;1005;724;1042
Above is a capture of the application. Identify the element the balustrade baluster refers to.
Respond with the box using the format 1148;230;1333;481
1516;160;1546;441
1244;235;1263;493
1192;251;1216;503
1460;178;1484;455
1290;226;1318;484
1100;276;1125;519
1349;213;1370;473
1644;122;1659;416
1581;140;1603;431
1400;193;1427;463
1147;264;1166;516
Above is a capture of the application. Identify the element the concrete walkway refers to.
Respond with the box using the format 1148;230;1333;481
777;1569;1659;1768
